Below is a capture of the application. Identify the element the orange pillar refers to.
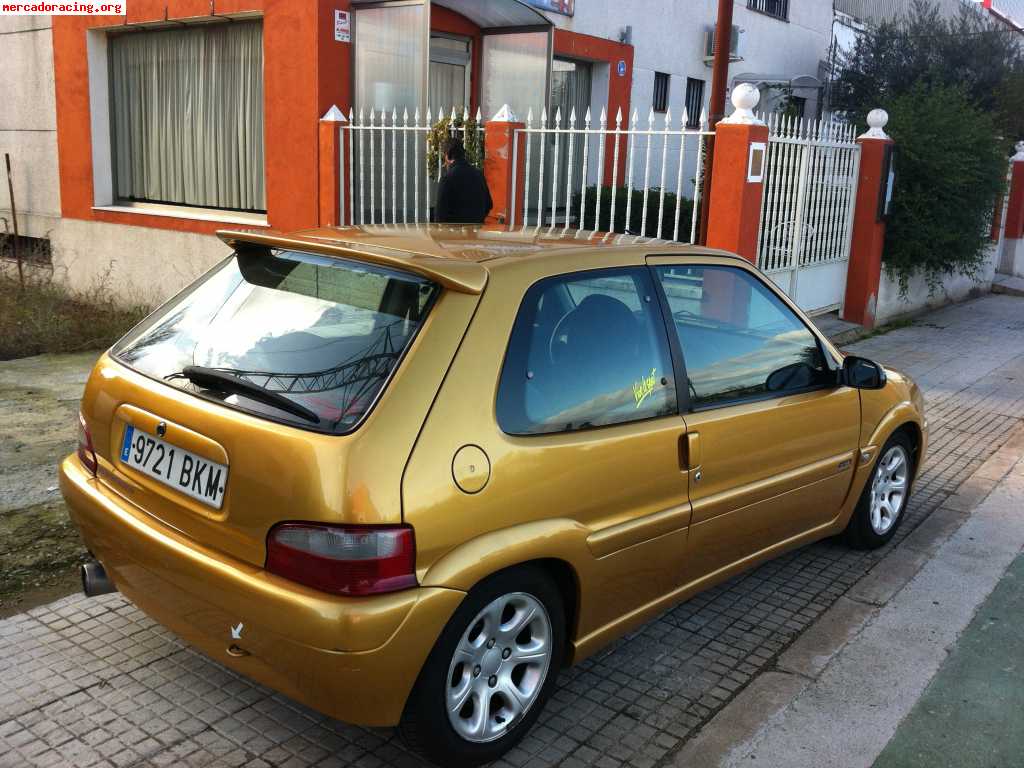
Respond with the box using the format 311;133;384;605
1000;142;1024;277
483;106;526;228
1006;145;1024;241
318;106;346;227
841;110;894;328
705;84;769;264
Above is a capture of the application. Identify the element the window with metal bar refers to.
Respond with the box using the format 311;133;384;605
653;72;670;113
747;0;789;21
684;78;705;128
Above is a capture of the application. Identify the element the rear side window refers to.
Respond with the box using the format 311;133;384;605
497;268;677;435
113;248;439;433
655;265;831;407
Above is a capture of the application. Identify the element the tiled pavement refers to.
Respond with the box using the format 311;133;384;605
2;294;1024;768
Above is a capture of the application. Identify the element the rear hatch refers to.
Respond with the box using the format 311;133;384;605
83;245;443;567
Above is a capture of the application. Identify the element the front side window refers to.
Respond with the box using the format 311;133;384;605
655;265;832;407
113;249;439;433
110;20;265;212
498;269;676;435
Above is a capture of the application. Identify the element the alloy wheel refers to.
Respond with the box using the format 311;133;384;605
445;592;553;743
869;444;910;535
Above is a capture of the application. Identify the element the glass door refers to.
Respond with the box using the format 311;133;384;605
545;58;592;226
429;34;471;113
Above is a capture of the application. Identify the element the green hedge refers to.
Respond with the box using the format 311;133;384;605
882;84;1007;295
573;186;696;242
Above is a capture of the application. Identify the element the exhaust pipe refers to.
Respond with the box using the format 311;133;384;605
81;561;117;597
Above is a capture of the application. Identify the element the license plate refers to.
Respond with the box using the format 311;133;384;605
120;425;228;509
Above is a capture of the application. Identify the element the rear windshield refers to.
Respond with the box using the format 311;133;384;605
112;248;439;433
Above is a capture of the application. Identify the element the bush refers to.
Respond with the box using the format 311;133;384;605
0;265;150;360
881;84;1007;295
574;186;696;242
426;113;483;182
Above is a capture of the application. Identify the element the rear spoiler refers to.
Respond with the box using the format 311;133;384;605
216;230;487;294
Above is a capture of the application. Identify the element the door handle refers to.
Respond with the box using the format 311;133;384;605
679;432;702;474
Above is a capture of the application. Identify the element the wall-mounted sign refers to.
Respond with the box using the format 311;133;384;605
521;0;574;17
747;142;767;183
334;10;350;43
617;60;627;77
878;144;896;221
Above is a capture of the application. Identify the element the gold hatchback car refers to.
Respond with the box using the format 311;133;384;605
61;225;926;766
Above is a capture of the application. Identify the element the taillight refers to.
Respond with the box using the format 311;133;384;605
77;412;98;475
266;523;416;596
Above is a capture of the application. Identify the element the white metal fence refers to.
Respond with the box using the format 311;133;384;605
512;107;713;241
340;106;485;226
756;113;861;314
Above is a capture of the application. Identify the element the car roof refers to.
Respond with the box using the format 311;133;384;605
216;224;743;294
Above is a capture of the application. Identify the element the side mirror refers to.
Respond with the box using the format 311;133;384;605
841;356;887;389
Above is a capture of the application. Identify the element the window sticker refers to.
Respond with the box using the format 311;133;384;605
633;368;658;409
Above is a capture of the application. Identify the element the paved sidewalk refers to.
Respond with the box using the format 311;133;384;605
1;295;1024;768
688;446;1024;768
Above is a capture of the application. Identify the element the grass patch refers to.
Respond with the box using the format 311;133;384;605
0;500;90;617
0;266;150;361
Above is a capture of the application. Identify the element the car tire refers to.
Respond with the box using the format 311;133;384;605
399;565;566;768
844;431;915;550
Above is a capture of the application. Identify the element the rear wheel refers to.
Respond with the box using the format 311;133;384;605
399;566;565;767
845;432;914;549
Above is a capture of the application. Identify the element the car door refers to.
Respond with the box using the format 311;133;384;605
649;257;860;583
403;265;693;636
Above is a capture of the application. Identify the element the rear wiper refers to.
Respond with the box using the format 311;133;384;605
176;365;321;424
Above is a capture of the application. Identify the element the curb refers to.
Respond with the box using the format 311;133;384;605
669;421;1024;768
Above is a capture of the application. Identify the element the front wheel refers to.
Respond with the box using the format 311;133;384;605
399;566;565;767
845;432;915;549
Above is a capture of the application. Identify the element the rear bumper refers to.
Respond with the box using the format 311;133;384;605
59;455;464;726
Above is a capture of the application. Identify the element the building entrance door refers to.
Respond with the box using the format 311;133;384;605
542;58;592;225
429;34;471;112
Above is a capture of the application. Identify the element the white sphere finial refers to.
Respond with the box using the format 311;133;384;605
861;108;890;140
732;83;760;112
1013;140;1024;162
723;83;764;125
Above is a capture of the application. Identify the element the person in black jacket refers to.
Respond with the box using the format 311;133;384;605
436;138;493;224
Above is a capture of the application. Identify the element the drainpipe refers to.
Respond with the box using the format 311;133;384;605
698;0;734;245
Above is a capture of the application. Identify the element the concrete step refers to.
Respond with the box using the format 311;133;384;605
992;273;1024;298
811;310;868;345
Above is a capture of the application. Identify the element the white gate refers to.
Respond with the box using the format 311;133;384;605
757;115;861;315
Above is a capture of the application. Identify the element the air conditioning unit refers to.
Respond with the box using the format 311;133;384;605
703;25;742;64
